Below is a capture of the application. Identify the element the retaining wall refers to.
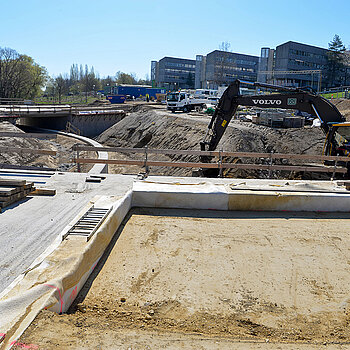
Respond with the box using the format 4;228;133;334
19;112;124;138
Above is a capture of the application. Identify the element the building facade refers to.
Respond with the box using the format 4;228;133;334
152;41;350;92
257;41;329;91
197;50;259;90
153;57;196;90
257;47;275;84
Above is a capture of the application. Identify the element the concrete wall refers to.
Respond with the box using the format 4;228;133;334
19;113;125;137
69;113;124;137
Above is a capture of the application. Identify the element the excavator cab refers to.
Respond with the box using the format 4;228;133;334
326;122;350;156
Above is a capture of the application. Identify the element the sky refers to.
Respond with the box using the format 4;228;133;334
1;0;350;80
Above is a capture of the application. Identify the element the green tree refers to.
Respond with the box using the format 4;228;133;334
326;34;346;88
69;63;79;84
115;71;137;85
0;47;47;99
344;51;350;86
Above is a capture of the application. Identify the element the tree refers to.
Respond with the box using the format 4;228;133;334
344;51;350;86
138;74;151;86
0;47;47;99
54;74;70;103
214;45;236;87
326;34;346;88
219;41;231;52
115;71;137;85
69;64;79;84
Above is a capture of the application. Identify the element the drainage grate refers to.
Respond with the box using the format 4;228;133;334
62;206;112;241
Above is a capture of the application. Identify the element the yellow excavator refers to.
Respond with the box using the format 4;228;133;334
200;79;350;177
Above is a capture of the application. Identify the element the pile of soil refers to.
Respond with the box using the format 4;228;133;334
97;106;326;178
0;122;95;172
0;122;57;169
332;98;350;120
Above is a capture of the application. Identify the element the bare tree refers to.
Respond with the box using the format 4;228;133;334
54;74;70;103
219;41;231;52
213;42;236;87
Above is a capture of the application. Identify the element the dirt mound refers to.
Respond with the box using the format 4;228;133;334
331;98;350;121
0;122;98;172
0;122;57;169
97;106;325;178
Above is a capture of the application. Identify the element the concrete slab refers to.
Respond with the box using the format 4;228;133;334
0;171;135;293
1;174;349;295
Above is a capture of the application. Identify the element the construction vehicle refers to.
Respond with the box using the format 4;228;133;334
200;79;350;177
166;91;208;113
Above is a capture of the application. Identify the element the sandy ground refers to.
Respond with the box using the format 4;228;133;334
19;208;350;349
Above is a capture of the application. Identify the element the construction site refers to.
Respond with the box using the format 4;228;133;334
1;87;350;350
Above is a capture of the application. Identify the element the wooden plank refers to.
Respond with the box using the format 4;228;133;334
0;187;17;196
75;158;219;168
73;145;350;163
30;188;56;196
74;158;347;173
0;192;23;202
74;145;219;157
0;132;55;139
0;197;23;208
24;183;34;189
1;187;24;195
220;163;347;173
0;164;56;173
0;179;26;186
0;146;56;156
85;177;101;183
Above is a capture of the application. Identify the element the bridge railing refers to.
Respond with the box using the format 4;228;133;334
72;145;349;177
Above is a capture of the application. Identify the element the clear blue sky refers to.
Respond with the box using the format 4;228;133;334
1;0;349;80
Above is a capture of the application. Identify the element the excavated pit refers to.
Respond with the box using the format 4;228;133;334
18;207;350;348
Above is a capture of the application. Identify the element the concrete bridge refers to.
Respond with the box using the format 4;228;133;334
0;105;126;137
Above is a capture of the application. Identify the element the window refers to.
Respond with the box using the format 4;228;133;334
261;48;269;58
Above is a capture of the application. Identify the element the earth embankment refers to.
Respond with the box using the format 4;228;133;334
97;106;325;178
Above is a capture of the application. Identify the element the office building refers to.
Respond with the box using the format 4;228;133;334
257;41;329;90
152;57;196;90
197;50;259;90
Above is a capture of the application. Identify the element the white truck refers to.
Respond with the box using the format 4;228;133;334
166;91;208;113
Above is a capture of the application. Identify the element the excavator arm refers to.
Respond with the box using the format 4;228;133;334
200;79;345;164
